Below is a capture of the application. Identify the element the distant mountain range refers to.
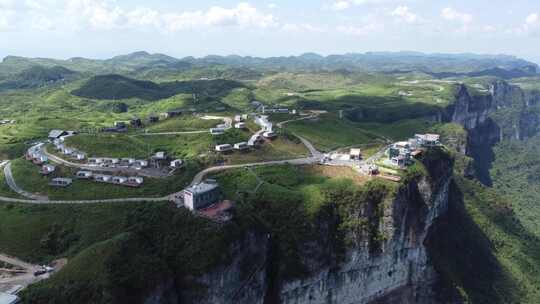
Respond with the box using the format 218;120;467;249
0;51;537;91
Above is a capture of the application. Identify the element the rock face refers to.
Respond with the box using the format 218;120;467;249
171;155;455;304
442;81;540;184
279;157;453;304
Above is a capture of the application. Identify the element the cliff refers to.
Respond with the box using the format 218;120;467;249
161;151;455;304
442;80;540;184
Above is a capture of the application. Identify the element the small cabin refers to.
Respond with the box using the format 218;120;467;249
234;122;247;129
234;142;249;151
210;128;225;135
62;148;74;155
135;160;149;168
153;152;166;160
215;144;233;152
114;121;127;128
263;131;277;139
170;159;184;168
76;171;93;179
49;178;73;187
248;134;263;147
74;152;86;160
41;164;56;175
234;115;244;122
88;158;104;165
112;176;127;184
350;148;362;161
34;155;48;165
94;174;112;183
127;176;144;185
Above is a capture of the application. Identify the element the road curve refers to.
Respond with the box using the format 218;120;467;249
3;162;49;201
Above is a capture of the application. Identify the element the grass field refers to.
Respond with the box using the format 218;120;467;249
284;114;384;151
144;116;220;132
10;158;198;200
223;137;309;164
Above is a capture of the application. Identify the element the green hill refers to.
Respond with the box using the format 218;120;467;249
72;74;245;101
0;65;78;91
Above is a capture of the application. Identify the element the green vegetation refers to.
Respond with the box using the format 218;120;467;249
145;116;220;132
285;114;382;151
10;158;198;200
72;74;245;101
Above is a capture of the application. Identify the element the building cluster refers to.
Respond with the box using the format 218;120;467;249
26;145;57;176
385;133;441;168
214;115;278;154
103;110;184;133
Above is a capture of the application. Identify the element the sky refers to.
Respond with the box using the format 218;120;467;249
1;0;540;63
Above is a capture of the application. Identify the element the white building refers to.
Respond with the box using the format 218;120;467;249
234;122;247;129
263;131;277;139
170;159;184;168
127;176;144;185
112;176;127;184
215;144;233;152
0;292;19;304
415;133;441;147
183;180;221;210
210;128;225;135
234;142;249;151
76;171;93;179
94;175;112;182
41;164;56;175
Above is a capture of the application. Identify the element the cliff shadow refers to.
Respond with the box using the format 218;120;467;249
466;118;501;186
425;180;522;304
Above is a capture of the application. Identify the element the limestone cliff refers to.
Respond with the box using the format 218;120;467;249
162;153;455;304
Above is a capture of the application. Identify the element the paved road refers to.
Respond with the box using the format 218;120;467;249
0;253;42;288
0;116;326;205
131;115;233;137
42;146;168;178
3;162;49;201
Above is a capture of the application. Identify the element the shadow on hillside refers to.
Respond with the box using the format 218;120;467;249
72;74;245;101
425;180;523;303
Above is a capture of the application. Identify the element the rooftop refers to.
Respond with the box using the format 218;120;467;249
0;292;19;304
185;180;219;195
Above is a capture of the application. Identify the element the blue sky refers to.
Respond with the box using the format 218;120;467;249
1;0;540;63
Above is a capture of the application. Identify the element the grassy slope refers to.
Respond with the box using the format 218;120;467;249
4;164;395;304
10;158;198;200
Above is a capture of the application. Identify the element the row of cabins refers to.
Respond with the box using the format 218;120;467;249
75;171;144;187
88;157;148;168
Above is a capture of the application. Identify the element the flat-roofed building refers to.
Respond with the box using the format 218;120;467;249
49;178;72;187
234;142;249;151
0;292;19;304
215;144;233;152
183;180;221;210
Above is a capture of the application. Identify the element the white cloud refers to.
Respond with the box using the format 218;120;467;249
2;1;277;32
391;6;418;24
332;1;351;10
281;23;326;33
519;13;540;36
441;7;472;24
331;0;400;10
337;23;378;35
0;8;14;31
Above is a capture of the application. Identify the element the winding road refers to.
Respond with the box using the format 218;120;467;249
0;114;388;206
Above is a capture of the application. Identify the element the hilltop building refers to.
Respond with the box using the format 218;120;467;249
183;180;221;210
415;133;441;147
